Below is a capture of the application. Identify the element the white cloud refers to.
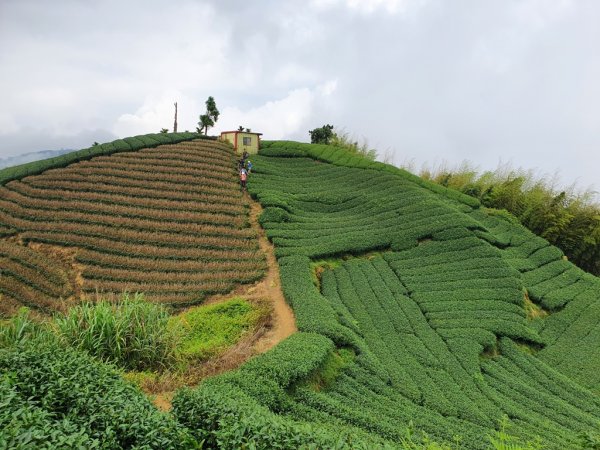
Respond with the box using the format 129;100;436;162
113;90;201;137
311;0;428;14
215;81;338;140
512;0;575;29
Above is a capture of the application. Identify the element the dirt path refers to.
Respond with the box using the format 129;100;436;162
152;195;297;410
244;195;297;352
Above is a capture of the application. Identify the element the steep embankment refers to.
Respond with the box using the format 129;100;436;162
0;138;266;315
173;141;600;449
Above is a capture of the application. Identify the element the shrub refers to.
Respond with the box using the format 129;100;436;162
0;341;196;448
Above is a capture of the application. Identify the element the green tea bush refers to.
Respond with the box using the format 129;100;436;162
419;163;600;275
55;293;179;371
0;341;196;449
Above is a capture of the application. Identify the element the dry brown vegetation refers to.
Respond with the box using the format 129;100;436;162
0;140;266;313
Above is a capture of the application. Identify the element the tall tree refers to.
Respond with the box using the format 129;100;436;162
198;96;220;135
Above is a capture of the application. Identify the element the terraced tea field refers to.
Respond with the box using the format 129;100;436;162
174;141;600;449
0;139;266;315
2;137;599;448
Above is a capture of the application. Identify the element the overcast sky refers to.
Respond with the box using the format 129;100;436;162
1;0;598;193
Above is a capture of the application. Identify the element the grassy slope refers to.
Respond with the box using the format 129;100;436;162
174;141;600;449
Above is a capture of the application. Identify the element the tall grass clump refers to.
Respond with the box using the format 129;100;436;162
416;161;600;275
330;129;378;160
0;307;52;348
55;293;179;371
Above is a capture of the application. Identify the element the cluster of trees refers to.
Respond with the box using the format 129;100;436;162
419;165;600;275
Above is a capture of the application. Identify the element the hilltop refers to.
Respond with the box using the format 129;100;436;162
1;137;600;448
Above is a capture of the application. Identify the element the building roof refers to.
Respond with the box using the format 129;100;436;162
220;130;263;136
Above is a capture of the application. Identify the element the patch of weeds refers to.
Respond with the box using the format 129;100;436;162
310;251;386;290
523;290;549;321
300;347;356;392
170;297;269;363
480;339;500;360
488;415;543;449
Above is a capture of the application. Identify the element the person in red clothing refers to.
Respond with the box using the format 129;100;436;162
240;167;248;191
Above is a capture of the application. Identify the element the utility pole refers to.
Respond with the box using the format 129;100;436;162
173;102;178;133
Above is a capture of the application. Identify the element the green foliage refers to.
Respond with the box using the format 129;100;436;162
488;416;542;449
300;348;356;391
55;293;179;371
198;96;219;135
0;131;201;186
0;308;52;348
170;297;268;361
329;129;378;160
420;163;600;275
256;141;480;208
0;341;197;449
309;124;334;144
173;332;400;449
235;143;600;448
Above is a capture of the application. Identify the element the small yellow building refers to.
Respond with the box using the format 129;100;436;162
220;130;263;155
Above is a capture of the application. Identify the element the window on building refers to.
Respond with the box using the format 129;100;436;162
242;136;252;146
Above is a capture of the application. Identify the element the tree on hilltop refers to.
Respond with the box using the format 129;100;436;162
197;96;220;135
309;124;334;144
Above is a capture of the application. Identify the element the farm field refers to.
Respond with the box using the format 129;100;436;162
0;138;266;315
175;141;600;448
1;138;600;448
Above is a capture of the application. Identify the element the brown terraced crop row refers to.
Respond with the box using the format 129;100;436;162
5;182;244;216
27;172;235;198
0;240;73;315
14;220;256;250
82;266;265;284
76;249;267;273
80;279;243;306
23;178;241;205
0;291;23;317
63;158;235;181
0;196;245;228
0;240;71;288
2;259;69;298
20;230;263;261
0;208;253;238
39;166;237;189
100;154;234;174
0;139;266;312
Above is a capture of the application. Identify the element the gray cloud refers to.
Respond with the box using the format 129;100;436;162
0;0;598;193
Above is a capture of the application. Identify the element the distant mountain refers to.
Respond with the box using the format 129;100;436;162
0;149;74;170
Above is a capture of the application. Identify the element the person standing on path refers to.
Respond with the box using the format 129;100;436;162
246;160;253;173
240;167;248;191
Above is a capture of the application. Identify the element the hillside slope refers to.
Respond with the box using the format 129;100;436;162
0;139;266;315
175;141;600;449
